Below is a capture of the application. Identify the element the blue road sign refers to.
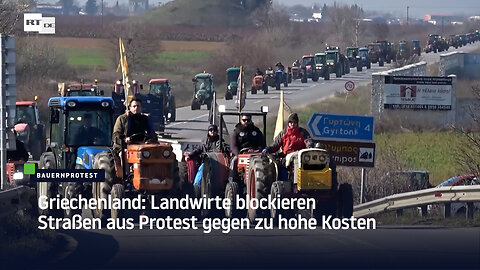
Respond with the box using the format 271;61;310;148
307;113;374;141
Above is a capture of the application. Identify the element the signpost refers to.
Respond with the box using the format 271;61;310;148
345;80;355;92
308;112;376;203
307;113;374;141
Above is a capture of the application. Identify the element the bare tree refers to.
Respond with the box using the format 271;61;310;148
454;84;480;176
107;22;162;72
0;0;25;34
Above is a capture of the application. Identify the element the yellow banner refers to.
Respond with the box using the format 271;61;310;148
274;90;284;140
118;38;131;109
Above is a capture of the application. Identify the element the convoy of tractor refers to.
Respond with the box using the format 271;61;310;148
13;30;479;226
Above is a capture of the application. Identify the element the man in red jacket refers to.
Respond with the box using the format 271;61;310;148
263;113;312;157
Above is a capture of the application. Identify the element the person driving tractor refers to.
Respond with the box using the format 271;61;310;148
113;97;157;152
262;113;312;157
188;124;229;160
293;59;301;67
188;124;230;187
74;113;106;145
276;62;285;71
255;68;264;76
228;113;266;181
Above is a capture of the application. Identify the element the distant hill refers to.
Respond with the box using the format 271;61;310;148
136;0;252;27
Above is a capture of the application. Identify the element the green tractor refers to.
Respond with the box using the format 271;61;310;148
326;49;343;78
225;67;240;100
149;78;176;122
346;47;359;68
314;53;330;80
191;72;214;110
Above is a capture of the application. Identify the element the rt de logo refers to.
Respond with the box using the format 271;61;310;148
24;13;55;34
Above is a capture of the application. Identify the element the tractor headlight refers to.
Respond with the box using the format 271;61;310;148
142;151;151;158
162;150;171;158
228;85;231;90
13;172;24;180
101;101;110;107
67;101;76;107
319;154;327;163
303;154;311;163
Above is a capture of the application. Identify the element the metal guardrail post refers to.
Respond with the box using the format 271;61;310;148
420;206;428;217
443;203;451;218
396;209;403;218
466;202;474;219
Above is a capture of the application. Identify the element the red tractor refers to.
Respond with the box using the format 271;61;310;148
14;101;45;160
220;106;269;222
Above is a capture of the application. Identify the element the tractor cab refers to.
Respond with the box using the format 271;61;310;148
412;40;421;55
346;47;359;59
191;72;214;110
302;55;315;69
225;67;240;100
37;96;114;217
61;83;103;97
15;101;45;160
149;78;176;122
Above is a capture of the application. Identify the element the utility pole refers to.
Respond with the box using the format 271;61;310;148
406;6;409;26
101;0;104;28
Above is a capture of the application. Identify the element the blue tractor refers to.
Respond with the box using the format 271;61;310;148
36;96;114;218
275;68;288;90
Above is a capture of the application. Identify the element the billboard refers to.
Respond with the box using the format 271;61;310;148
384;76;453;110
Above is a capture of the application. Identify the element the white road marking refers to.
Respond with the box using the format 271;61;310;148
254;100;263;104
168;113;209;127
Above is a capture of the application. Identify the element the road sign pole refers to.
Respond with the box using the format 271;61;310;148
360;168;366;204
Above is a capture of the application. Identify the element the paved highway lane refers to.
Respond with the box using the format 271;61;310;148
50;225;479;269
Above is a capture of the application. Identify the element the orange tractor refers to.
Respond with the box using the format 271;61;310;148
250;75;268;95
93;135;181;220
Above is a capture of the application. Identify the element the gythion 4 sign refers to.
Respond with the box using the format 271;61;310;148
307;113;374;141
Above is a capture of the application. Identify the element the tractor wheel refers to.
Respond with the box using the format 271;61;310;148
262;84;268;94
379;58;384;67
275;81;281;90
287;74;292;84
111;184;125;220
323;71;330;80
225;91;233;100
284;80;288;87
336;66;341;78
225;181;240;218
251;86;257;95
201;157;216;218
270;181;292;224
357;63;362;72
337;183;354;218
191;99;200;110
206;99;212;111
37;152;61;217
345;61;350;74
312;73;319;82
301;73;307;83
92;152;114;223
246;155;271;223
63;183;82;219
169;98;176;122
367;63;371;69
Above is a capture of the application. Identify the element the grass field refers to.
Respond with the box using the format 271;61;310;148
62;48;110;67
45;37;224;69
266;83;472;186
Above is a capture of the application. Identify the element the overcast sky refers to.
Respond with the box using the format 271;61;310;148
49;0;480;19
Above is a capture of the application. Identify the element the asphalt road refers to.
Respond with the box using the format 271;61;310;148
48;224;480;269
28;42;480;270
